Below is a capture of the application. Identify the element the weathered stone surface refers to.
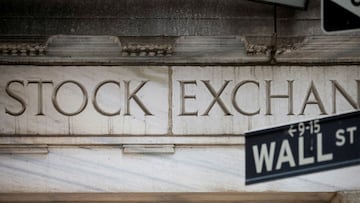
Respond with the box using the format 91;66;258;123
332;191;360;203
340;191;360;203
0;146;358;192
2;0;359;38
0;0;274;36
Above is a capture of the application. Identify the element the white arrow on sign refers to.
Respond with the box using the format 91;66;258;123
331;0;360;18
288;125;296;137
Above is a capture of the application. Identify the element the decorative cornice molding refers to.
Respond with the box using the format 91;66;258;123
119;37;176;57
0;42;47;56
245;36;305;56
121;44;173;56
0;36;264;63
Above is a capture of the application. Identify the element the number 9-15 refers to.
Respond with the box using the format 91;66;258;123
298;120;320;136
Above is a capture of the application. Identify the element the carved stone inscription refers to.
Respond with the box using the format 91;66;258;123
0;66;168;135
0;65;359;135
172;66;360;135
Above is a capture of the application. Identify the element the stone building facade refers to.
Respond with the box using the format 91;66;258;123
0;0;359;202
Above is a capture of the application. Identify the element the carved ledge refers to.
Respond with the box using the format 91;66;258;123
0;144;48;154
123;144;175;154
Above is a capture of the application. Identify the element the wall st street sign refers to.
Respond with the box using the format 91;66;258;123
245;111;360;185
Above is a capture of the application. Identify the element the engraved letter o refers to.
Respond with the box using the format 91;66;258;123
52;80;88;116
